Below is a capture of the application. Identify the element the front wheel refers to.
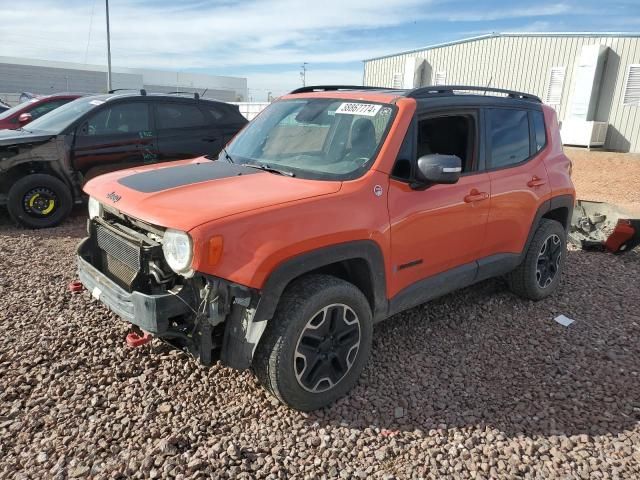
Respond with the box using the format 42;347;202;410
253;275;373;411
507;218;567;300
7;174;73;229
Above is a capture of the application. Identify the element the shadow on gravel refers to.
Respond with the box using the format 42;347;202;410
307;249;640;438
0;206;87;238
4;209;638;441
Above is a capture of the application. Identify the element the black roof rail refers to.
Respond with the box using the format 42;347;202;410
107;88;147;96
289;85;391;94
166;91;200;100
406;85;541;102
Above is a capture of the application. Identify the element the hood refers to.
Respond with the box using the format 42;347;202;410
84;158;342;231
0;128;55;147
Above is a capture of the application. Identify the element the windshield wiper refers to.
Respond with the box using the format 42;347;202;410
221;147;234;163
241;163;295;177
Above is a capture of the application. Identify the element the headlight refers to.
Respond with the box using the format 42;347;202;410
162;229;193;276
88;197;103;219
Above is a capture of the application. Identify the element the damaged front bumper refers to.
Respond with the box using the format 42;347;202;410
76;225;267;369
569;200;640;254
77;238;193;333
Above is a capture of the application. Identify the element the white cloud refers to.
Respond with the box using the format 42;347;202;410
0;0;611;97
426;3;575;22
0;0;430;69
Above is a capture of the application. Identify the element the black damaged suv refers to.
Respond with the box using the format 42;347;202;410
0;91;247;228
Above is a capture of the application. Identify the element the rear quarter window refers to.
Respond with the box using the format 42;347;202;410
156;103;207;129
532;110;547;152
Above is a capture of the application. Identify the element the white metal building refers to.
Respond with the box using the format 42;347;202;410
0;56;247;103
363;33;640;153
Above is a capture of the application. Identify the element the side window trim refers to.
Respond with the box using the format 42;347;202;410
390;115;417;182
484;106;540;172
528;110;537;157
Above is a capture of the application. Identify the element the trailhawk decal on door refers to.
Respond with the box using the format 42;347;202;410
335;103;382;116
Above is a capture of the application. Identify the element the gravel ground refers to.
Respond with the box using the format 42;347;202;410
1;153;640;479
567;147;640;214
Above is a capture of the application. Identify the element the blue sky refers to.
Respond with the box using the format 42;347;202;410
0;0;638;99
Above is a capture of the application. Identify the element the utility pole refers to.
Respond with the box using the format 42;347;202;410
300;63;308;87
105;0;112;92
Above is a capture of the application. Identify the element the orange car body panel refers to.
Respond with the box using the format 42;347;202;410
84;158;342;232
387;172;492;297
83;92;575;301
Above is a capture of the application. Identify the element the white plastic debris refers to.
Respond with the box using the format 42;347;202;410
554;314;575;327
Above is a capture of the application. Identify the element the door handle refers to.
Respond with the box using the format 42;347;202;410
203;137;218;143
527;176;546;188
464;189;489;203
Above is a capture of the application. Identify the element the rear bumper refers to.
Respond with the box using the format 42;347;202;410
77;238;192;334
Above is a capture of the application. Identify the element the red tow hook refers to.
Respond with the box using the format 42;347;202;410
68;280;84;293
126;329;153;347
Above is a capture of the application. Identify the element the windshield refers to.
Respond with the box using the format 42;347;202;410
224;98;395;180
23;96;103;133
0;99;38;120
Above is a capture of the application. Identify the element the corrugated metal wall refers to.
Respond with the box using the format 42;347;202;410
0;63;138;94
364;35;640;152
0;60;247;104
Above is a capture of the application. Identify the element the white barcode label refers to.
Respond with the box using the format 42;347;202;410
335;103;381;116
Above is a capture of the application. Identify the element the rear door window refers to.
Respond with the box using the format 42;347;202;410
156;103;207;129
487;108;530;168
84;102;150;135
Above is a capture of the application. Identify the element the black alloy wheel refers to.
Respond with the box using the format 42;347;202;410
536;234;562;288
294;303;361;393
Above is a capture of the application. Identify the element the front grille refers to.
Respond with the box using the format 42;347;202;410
95;224;141;288
96;225;141;270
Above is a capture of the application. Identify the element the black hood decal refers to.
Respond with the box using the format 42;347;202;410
118;161;261;193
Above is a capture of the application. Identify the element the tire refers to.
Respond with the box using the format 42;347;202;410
507;218;567;300
7;174;73;229
253;274;373;411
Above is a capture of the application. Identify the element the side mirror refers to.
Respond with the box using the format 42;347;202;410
18;112;32;124
413;153;462;188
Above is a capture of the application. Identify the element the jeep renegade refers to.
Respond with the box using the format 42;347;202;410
77;85;575;411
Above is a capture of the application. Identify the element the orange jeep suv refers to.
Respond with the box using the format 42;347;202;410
77;85;575;410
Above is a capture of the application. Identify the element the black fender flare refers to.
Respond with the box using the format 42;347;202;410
219;240;388;370
254;240;388;323
521;194;574;260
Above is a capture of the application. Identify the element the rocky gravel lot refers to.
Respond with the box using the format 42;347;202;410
1;153;640;479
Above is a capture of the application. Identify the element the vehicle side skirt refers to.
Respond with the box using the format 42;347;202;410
386;195;574;317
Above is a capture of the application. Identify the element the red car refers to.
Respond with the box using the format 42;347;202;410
0;94;82;130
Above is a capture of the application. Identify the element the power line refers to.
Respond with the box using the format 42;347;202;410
84;0;97;64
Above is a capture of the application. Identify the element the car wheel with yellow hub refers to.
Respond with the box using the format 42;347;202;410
7;174;73;229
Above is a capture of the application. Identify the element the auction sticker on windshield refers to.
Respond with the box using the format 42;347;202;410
335;103;382;116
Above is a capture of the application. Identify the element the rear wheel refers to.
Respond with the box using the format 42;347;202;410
7;174;72;229
507;218;566;300
253;275;372;411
